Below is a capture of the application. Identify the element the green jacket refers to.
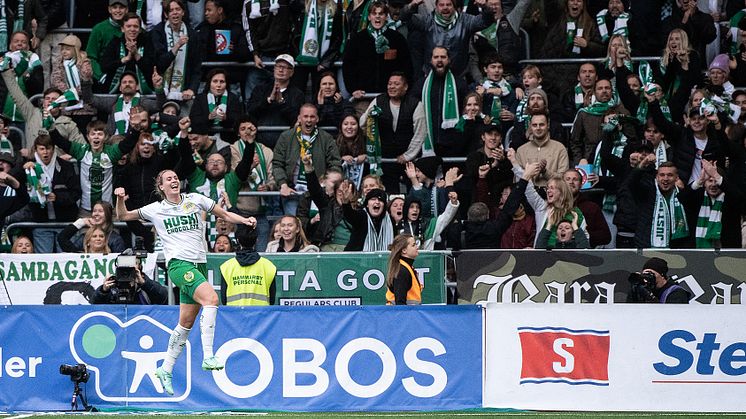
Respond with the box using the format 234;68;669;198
272;128;341;188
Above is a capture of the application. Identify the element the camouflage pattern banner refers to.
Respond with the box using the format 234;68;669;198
456;250;746;304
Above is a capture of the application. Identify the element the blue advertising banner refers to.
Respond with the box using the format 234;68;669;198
0;305;482;412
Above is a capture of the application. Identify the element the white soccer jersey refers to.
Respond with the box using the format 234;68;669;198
138;193;216;264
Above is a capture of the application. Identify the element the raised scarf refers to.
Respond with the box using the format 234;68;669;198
573;83;596;110
43;89;80;128
594;117;628;212
476;22;497;49
297;0;334;66
248;0;280;18
12;0;23;32
566;20;582;55
0;135;12;155
295;126;318;189
579;100;611;116
239;140;268;191
422;68;459;156
0;0;6;54
165;22;188;98
207;92;227;126
650;185;689;248
433;11;458;31
595;9;628;42
365;105;383;176
113;93;141;135
27;151;56;209
654;142;668;168
695;192;724;248
2;50;40;121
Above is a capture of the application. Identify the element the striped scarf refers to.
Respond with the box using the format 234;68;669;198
296;126;317;189
0;0;6;54
367;26;389;54
63;59;80;90
113;93;140;135
434;11;458;31
109;41;151;94
164;22;188;98
566;20;582;55
593;121;627;213
239;140;268;191
26;154;55;208
363;213;394;251
650;185;688;248
0;135;12;155
12;0;23;32
595;9;628;43
296;0;335;66
695;192;724;248
730;10;746;54
206;177;227;247
422;68;459;156
365;105;383;176
207;93;227;126
3;49;41;121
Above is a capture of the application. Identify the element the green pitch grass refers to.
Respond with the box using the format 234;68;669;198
2;412;746;418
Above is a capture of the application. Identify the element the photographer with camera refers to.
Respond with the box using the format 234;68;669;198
92;249;168;305
627;257;691;304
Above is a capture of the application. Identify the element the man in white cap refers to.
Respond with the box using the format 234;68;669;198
246;54;304;148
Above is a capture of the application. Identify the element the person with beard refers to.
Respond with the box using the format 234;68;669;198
557;62;597;124
410;47;468;158
0;70;84;152
273;103;341;216
514;113;569;187
630;161;689;248
176;117;255;248
470;0;531;82
400;0;492;78
220;224;277;306
114;127;180;251
22;134;80;253
397;191;459;250
343;2;413;98
82;70;164;137
678;159;743;248
594;0;629;48
360;72;426;192
100;12;156;94
341;185;396;251
571;76;633;165
49;109;143;214
86;0;127;84
563;168;610;247
507;88;568;150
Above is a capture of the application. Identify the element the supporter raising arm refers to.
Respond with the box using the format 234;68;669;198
115;172;256;396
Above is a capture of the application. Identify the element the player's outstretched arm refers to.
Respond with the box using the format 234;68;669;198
211;205;257;228
115;187;140;221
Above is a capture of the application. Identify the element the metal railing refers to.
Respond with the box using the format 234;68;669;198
519;56;662;65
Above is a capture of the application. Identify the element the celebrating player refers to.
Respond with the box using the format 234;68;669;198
114;170;256;395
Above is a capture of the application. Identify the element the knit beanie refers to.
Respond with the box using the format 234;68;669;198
414;156;443;181
643;257;669;277
709;54;730;75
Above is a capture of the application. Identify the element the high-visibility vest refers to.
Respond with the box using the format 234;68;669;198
386;259;422;305
220;257;277;306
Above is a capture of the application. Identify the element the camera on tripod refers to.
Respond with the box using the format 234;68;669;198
628;271;657;291
110;239;148;304
59;363;89;383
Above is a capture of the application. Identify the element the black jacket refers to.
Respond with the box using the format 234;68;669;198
29;157;81;222
298;170;345;246
92;274;169;305
189;91;243;142
678;177;744;249
150;21;202;93
100;34;156;93
342;28;413;94
0;167;28;230
246;80;304;148
409;71;468;157
115;151;179;210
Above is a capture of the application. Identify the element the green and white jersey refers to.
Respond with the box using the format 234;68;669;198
68;142;124;211
138;193;216;264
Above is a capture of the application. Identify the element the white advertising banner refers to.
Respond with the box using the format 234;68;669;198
0;253;160;304
484;303;746;412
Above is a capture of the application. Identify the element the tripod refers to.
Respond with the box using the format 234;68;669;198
70;380;96;412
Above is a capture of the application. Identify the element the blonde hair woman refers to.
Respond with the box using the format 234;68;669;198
265;216;320;252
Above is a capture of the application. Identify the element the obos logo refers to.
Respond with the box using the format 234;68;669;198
518;326;610;386
69;312;191;402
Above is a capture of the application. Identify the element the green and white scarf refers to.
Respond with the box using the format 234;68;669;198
433;11;458;31
297;0;334;66
729;9;746;54
43;89;80;128
579;100;611;116
544;208;585;248
2;49;40;121
0;0;7;54
654;141;668;168
594;118;627;212
239;140;268;190
12;0;23;32
476;22;497;49
367;26;389;54
422;68;459;156
206;177;227;247
109;42;151;94
0;135;12;155
635;61;673;123
482;80;509;125
365;105;383;176
650;184;689;248
574;83;595;110
295;125;318;189
63;59;80;89
113;93;140;135
165;22;188;98
27;151;56;208
695;192;724;248
566;20;582;55
207;93;227;126
596;9;628;42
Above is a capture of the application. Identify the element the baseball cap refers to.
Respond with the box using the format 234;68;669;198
109;0;127;6
58;35;81;50
275;54;296;68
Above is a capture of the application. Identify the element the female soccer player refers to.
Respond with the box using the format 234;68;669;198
114;170;256;395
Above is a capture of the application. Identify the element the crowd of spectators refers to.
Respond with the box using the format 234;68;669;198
2;0;746;257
